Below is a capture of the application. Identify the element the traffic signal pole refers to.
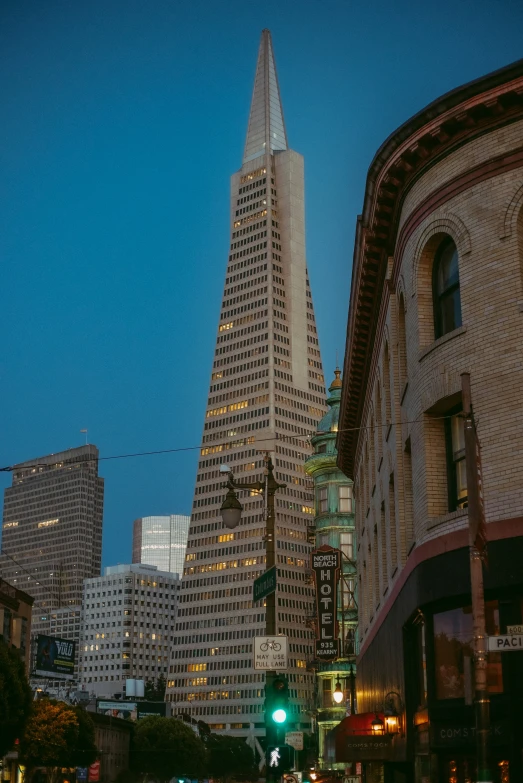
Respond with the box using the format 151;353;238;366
264;455;286;777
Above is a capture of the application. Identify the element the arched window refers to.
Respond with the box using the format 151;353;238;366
432;238;462;338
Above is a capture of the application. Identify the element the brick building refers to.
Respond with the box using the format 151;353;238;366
336;60;523;782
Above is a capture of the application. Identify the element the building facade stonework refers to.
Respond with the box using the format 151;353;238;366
337;59;523;783
165;30;327;737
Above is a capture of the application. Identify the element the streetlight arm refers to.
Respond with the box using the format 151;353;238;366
226;478;265;493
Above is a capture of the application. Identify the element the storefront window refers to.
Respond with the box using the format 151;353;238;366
434;602;502;699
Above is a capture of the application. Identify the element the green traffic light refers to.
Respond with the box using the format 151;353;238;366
272;708;287;723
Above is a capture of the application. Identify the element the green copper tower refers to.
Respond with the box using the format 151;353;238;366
305;368;358;768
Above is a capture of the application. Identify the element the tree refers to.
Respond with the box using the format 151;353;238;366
20;699;97;783
144;675;166;701
132;716;206;782
69;707;98;769
206;735;258;783
0;639;33;756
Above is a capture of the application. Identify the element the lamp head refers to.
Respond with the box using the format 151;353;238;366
220;486;242;529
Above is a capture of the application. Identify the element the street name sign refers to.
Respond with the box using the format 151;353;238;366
254;635;288;670
506;624;523;635
488;634;523;651
285;731;303;750
253;566;277;602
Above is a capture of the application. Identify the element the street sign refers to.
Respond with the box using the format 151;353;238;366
254;635;288;670
506;624;523;635
253;566;277;602
285;731;303;750
488;634;523;651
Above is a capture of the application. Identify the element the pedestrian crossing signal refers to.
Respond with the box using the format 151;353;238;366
266;745;293;774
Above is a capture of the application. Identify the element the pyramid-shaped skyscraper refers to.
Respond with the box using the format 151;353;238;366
166;30;327;737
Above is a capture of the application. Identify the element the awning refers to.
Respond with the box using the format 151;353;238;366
325;713;393;762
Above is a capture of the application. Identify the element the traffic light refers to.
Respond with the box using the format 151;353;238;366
266;745;293;775
266;675;289;725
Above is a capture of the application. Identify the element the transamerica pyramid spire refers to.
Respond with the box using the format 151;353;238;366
243;29;288;164
166;30;327;744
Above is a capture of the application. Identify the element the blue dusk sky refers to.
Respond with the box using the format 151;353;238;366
1;0;522;568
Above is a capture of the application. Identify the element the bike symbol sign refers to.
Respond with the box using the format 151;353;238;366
254;635;288;670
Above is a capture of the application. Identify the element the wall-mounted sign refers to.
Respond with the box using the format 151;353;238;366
285;731;303;750
254;636;288;670
311;546;341;661
488;635;523;651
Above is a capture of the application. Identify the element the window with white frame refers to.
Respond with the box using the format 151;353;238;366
318;486;328;513
340;532;354;560
338;485;353;513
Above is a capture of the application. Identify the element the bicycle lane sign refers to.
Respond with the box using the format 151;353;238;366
254;636;288;670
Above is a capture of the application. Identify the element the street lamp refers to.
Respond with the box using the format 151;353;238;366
219;454;287;756
220;485;243;529
371;715;384;735
219;455;285;640
332;681;344;704
383;691;403;735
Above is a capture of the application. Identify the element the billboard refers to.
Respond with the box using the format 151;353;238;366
34;635;76;680
96;699;167;720
311;546;341;661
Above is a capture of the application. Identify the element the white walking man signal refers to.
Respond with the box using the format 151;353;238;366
269;748;281;768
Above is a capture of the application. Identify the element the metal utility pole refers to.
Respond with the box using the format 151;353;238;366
220;454;286;761
461;373;491;783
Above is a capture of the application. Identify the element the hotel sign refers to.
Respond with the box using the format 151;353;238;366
311;546;341;661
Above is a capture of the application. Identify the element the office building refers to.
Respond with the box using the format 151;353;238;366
132;515;190;576
79;563;179;697
336;58;523;782
165;30;327;737
0;445;104;649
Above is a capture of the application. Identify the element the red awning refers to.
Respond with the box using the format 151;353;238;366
325;713;392;763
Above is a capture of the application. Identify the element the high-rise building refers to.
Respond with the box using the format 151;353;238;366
79;563;179;697
0;445;104;649
165;30;327;738
132;515;190;576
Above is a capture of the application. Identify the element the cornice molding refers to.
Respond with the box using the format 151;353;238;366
337;62;523;477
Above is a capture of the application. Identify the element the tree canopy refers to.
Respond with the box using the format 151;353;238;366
144;675;166;702
20;699;97;783
132;716;206;782
206;734;258;782
0;639;33;757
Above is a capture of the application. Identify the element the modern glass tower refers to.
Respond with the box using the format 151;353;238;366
132;515;190;576
165;30;327;738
